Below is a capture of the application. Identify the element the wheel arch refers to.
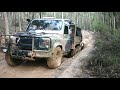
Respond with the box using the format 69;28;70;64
52;42;63;53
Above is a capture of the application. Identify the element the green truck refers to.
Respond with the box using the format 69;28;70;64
4;17;84;68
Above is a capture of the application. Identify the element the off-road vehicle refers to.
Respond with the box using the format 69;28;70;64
2;17;84;68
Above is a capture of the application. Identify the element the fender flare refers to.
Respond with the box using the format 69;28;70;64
52;42;62;53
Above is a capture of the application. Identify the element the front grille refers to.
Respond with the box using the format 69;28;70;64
18;36;50;50
18;37;32;50
20;38;32;44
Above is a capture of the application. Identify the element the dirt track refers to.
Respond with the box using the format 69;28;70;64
0;30;95;78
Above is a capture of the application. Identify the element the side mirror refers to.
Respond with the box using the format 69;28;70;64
26;19;31;22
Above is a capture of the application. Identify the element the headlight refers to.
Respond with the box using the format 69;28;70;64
39;38;50;49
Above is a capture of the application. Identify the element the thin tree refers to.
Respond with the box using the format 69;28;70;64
3;12;9;35
39;12;42;18
54;12;56;18
18;12;22;32
62;12;63;19
14;12;17;33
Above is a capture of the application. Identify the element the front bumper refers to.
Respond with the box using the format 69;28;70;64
11;50;52;60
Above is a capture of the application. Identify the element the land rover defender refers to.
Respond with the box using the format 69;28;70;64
4;17;84;68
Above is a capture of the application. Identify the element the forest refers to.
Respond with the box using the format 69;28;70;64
1;12;120;78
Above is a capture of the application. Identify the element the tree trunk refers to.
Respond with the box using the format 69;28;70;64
54;12;56;18
62;12;63;19
14;13;17;33
39;12;42;18
18;12;22;32
32;12;35;19
3;12;9;35
89;12;91;30
113;15;116;30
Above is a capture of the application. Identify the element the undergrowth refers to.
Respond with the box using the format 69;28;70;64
86;22;120;78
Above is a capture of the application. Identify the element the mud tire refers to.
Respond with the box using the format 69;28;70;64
5;51;23;67
47;47;63;69
81;42;84;50
66;49;76;58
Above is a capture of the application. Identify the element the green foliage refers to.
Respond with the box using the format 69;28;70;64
92;20;109;33
87;27;120;78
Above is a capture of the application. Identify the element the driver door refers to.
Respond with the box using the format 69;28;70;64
63;25;71;53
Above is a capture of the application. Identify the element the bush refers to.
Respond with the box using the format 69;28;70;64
92;20;111;34
86;25;120;78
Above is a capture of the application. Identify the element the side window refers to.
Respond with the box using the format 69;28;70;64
69;25;75;36
76;27;81;36
69;25;75;30
64;26;69;34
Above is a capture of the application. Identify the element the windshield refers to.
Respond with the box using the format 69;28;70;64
27;19;63;31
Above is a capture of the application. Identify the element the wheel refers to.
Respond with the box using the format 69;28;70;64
67;44;83;58
66;49;76;58
70;49;76;57
47;47;63;69
75;45;81;53
81;42;84;50
5;51;23;67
